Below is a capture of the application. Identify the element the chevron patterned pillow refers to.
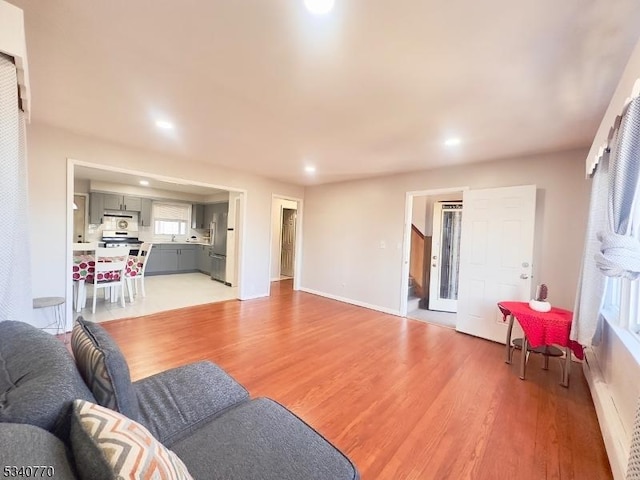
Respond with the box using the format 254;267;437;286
71;399;193;480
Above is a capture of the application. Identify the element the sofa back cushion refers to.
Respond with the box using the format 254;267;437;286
71;317;139;420
0;423;78;480
70;399;193;480
0;320;95;441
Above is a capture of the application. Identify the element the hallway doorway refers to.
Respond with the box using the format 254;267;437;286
402;187;465;329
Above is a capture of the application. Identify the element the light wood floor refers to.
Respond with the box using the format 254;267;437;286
101;279;612;480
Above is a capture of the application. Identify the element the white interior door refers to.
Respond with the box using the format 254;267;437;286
428;202;463;312
456;185;536;343
280;208;296;277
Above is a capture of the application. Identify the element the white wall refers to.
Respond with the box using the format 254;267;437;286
411;196;428;234
26;122;304;310
582;36;640;480
301;148;590;314
270;198;298;280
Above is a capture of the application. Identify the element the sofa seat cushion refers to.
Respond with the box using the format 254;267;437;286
0;423;78;480
70;399;193;480
134;361;249;446
171;398;359;480
0;320;95;440
71;317;139;419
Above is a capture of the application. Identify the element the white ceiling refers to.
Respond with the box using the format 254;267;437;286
10;0;640;185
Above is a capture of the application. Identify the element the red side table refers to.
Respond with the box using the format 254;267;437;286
498;301;584;387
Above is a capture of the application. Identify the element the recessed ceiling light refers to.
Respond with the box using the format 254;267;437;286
155;120;174;130
444;137;462;147
305;165;316;173
304;0;335;15
139;180;149;186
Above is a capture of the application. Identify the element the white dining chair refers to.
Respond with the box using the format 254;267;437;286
72;241;98;252
89;246;130;313
72;242;98;312
125;243;153;301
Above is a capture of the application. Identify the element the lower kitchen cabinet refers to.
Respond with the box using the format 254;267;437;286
195;245;213;275
145;244;198;275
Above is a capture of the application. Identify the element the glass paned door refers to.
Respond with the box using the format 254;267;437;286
429;202;463;312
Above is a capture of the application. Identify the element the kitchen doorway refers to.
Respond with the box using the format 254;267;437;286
66;159;247;323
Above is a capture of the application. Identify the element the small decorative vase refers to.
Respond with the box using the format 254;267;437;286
529;299;551;312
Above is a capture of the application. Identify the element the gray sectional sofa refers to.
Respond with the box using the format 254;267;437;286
0;319;359;479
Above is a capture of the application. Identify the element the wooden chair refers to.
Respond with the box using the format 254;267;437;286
125;243;153;301
89;247;130;313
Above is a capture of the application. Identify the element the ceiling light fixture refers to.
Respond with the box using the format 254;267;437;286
305;166;317;173
155;120;174;130
304;0;335;15
139;180;150;186
444;137;462;147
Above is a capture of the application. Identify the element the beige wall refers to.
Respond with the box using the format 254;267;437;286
301;148;590;314
27;122;304;305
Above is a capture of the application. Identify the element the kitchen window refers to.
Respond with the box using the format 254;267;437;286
152;203;190;236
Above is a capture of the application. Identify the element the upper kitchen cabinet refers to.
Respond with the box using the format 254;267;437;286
89;193;104;224
103;194;142;211
140;198;153;227
191;204;205;229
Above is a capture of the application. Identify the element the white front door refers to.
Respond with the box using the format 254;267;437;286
456;185;536;343
428;202;463;312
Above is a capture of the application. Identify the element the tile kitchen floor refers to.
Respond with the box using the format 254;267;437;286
77;272;237;323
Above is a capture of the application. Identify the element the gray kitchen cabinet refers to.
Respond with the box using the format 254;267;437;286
196;245;212;274
144;245;169;274
103;193;122;210
123;196;142;212
204;204;215;228
145;244;197;275
140;198;153;227
191;204;205;229
178;245;196;271
89;193;105;224
100;193;143;212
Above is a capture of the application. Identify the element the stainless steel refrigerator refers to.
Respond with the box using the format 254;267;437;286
209;203;228;284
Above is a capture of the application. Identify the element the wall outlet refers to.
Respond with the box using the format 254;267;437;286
379;241;386;249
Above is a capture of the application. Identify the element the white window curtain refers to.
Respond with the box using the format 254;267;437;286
595;97;640;280
0;53;32;321
571;148;610;346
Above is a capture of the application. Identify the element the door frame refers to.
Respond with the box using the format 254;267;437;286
269;194;304;293
400;186;468;317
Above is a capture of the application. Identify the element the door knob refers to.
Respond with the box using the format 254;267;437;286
520;274;529;279
432;263;437;267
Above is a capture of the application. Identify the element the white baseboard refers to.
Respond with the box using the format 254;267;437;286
299;287;401;316
583;348;629;480
239;292;269;301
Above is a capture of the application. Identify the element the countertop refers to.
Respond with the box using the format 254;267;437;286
152;241;212;246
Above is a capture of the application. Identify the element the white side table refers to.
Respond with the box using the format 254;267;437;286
33;296;67;343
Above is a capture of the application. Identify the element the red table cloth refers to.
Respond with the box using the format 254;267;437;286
72;254;142;282
498;301;584;360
